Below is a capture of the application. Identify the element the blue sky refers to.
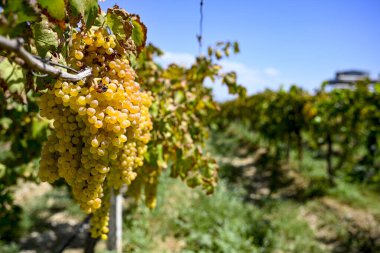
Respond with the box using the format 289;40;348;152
100;0;380;101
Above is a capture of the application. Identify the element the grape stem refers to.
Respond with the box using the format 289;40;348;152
0;35;92;81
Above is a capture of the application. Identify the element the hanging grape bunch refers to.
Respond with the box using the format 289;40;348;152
38;27;152;239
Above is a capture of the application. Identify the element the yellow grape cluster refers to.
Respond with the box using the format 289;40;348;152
127;166;158;210
38;28;152;237
144;173;158;209
90;187;110;240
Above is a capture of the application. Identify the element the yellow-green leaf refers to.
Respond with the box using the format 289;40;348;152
105;10;132;40
68;0;98;28
31;20;58;57
0;59;25;92
37;0;66;20
131;15;147;54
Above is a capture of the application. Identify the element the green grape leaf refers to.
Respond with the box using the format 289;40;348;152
105;6;147;55
233;41;240;53
223;72;236;84
0;0;39;36
1;0;39;25
0;163;6;178
156;144;167;169
93;12;106;26
31;20;59;57
0;59;24;89
374;83;380;93
0;117;12;131
215;50;222;60
31;118;49;139
37;0;66;21
0;59;27;103
128;53;137;68
208;47;213;57
105;9;132;40
222;71;246;97
174;90;185;104
68;0;99;28
130;15;147;54
186;174;202;188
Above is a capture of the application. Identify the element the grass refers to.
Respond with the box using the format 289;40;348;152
261;200;324;253
118;142;380;253
306;201;349;241
122;176;262;253
327;180;380;217
0;242;20;253
2;121;380;252
121;172;328;253
1;119;379;253
4;168;378;253
208;121;260;157
293;149;380;217
208;124;380;252
296;150;328;179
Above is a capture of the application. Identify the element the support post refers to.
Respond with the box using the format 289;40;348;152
107;188;123;253
326;133;334;185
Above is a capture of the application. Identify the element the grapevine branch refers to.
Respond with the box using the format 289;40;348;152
197;0;204;55
0;35;92;82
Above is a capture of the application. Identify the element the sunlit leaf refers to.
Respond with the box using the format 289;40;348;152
31;20;59;57
374;83;380;93
0;0;39;36
2;0;39;25
233;41;240;53
105;8;132;40
131;15;147;54
68;0;98;28
0;59;27;103
37;0;66;21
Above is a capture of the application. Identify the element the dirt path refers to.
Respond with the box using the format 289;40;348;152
13;181;87;253
13;181;52;206
320;197;380;233
300;196;380;253
218;148;380;252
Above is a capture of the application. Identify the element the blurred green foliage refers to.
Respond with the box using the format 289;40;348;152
217;81;380;184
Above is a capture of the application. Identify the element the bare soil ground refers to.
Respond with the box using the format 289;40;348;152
13;182;87;253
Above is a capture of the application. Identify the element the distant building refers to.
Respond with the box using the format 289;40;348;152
326;70;379;89
335;70;369;82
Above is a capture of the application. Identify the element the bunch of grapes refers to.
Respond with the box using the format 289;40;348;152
89;185;110;240
38;28;152;238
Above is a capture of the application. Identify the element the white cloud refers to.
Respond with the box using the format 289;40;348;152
264;67;279;77
217;60;285;101
156;52;195;68
155;51;285;101
219;60;262;84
